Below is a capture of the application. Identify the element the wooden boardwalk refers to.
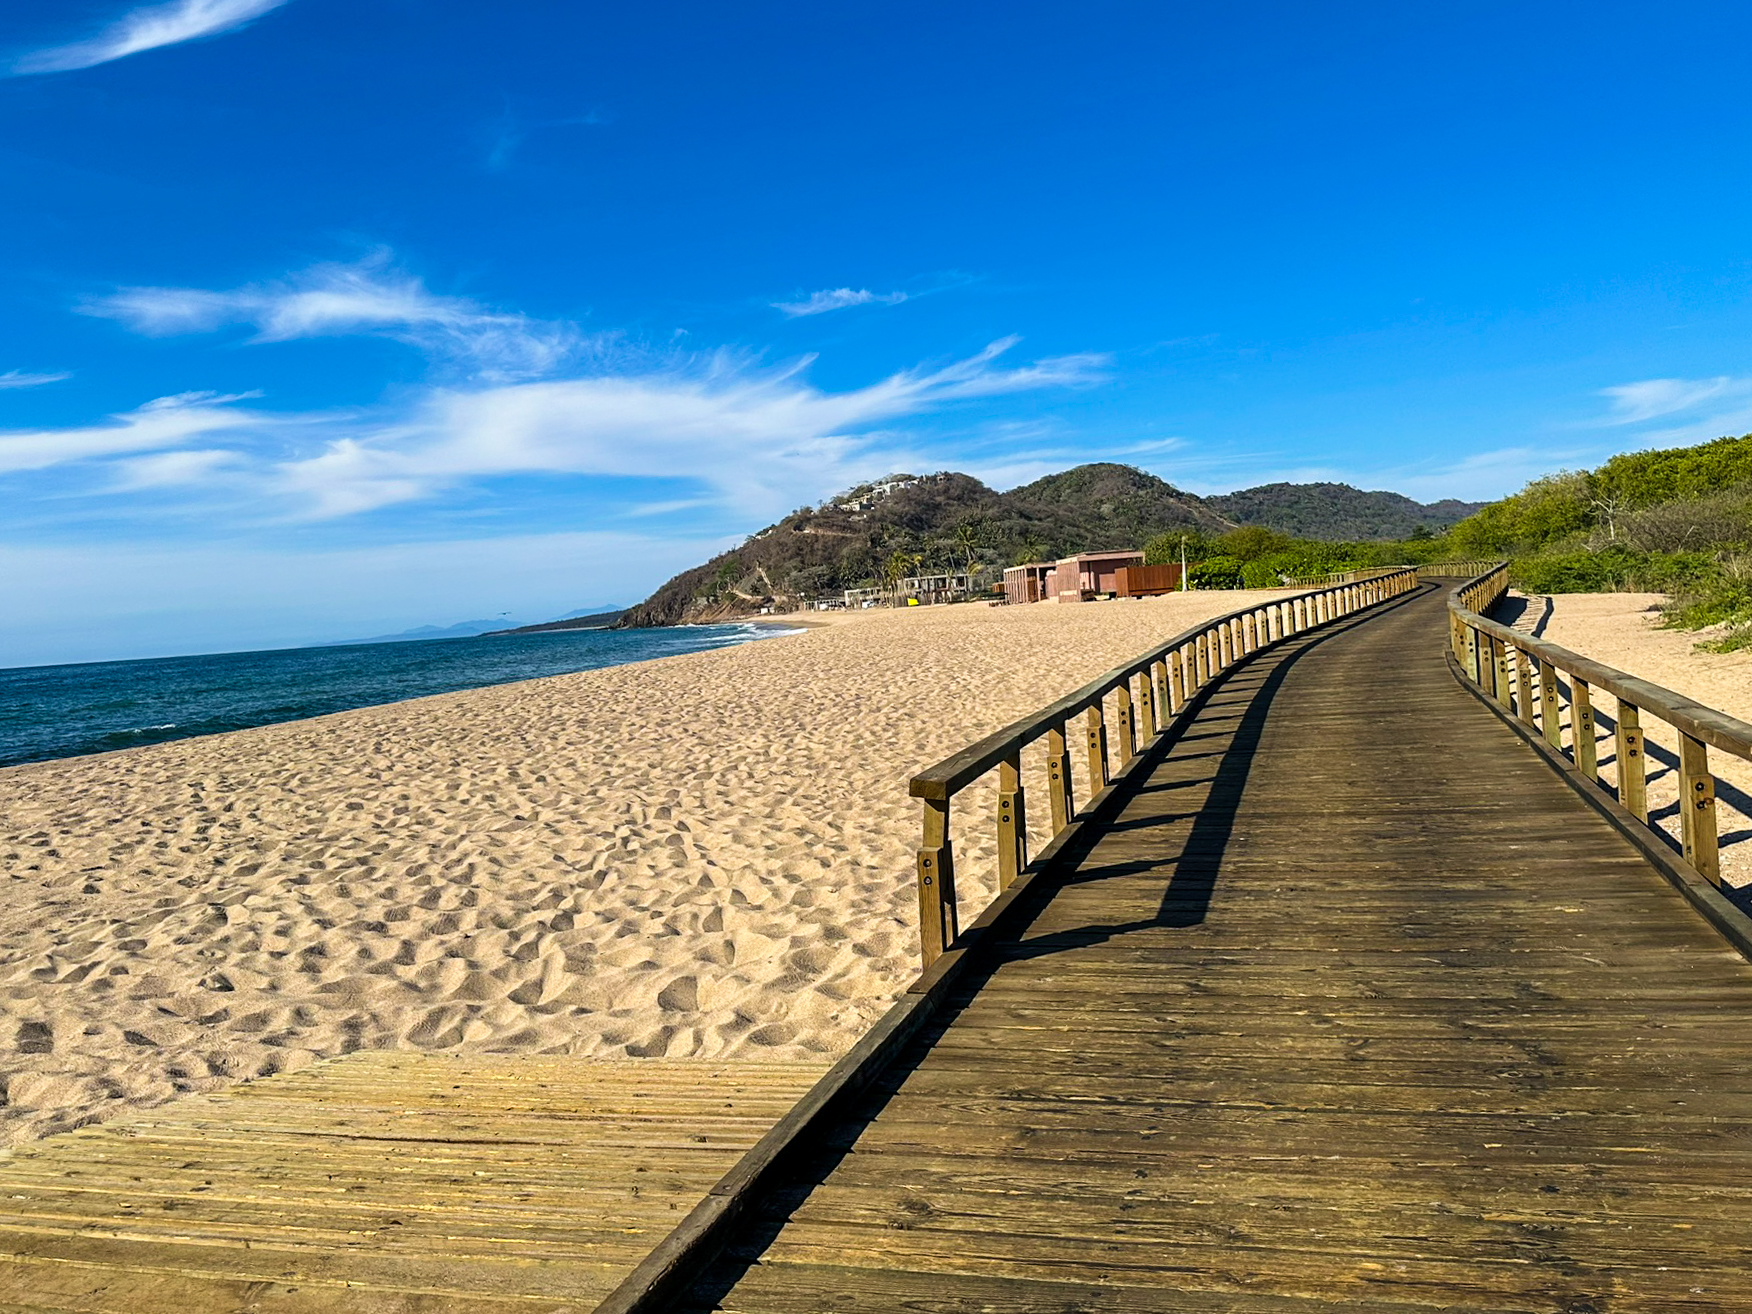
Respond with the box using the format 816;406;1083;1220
679;584;1752;1312
0;1053;823;1312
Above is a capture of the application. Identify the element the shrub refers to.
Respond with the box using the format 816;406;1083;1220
1142;531;1213;566
1189;555;1243;589
1594;433;1752;508
1449;471;1592;556
1213;526;1293;562
1240;560;1281;589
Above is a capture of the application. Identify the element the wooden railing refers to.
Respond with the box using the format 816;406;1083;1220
1447;564;1752;888
1417;560;1500;581
1279;566;1406;588
905;568;1422;967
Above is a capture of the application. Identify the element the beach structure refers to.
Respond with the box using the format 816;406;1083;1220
1047;548;1145;602
9;565;1752;1311
1000;560;1055;604
898;570;975;605
843;571;976;608
1113;560;1183;596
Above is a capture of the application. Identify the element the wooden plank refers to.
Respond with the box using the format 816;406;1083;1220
0;1057;824;1311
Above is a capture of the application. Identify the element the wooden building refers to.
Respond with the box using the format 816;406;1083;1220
1114;562;1183;596
1001;562;1055;605
1046;549;1145;602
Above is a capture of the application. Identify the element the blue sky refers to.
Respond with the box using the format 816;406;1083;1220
6;1;1752;665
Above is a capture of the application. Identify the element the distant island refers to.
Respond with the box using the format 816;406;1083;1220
480;610;628;637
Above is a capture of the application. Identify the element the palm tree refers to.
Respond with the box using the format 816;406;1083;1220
881;550;913;605
952;520;983;582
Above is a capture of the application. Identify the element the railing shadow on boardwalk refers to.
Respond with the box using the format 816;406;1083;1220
679;606;1387;1305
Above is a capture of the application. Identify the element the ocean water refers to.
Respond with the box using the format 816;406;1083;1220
0;623;791;770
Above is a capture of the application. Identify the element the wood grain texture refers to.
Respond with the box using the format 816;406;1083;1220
0;1053;822;1312
683;586;1752;1313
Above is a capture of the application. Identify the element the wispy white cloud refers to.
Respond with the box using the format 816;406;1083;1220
484;105;608;172
773;287;908;317
12;0;290;76
1380;446;1591;504
86;256;584;382
2;338;1106;523
0;369;71;389
109;448;242;490
1600;376;1749;425
0;391;257;475
270;338;1108;519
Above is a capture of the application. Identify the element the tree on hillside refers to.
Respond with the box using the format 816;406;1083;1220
952;519;983;578
881;550;922;605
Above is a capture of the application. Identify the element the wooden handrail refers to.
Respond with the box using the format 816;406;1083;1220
1417;560;1501;579
906;568;1422;966
1281;565;1406;588
1447;564;1752;889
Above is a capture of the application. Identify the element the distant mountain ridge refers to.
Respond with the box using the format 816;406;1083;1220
619;463;1474;627
1205;482;1484;540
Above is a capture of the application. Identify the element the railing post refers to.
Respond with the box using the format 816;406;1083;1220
1219;623;1233;668
1514;645;1535;725
1464;624;1482;684
1539;660;1562;750
1678;732;1720;885
1267;605;1281;642
1154;657;1170;722
916;797;958;967
1490;636;1511;709
1045;721;1073;833
1085;702;1109;794
1170;648;1186;710
1615;701;1647;821
996;753;1026;892
1571;678;1597;780
1116;678;1137;763
1196;632;1209;684
1138;664;1158;738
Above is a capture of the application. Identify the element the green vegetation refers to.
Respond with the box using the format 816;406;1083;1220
1142;524;1442;591
1135;434;1752;651
1441;434;1752;651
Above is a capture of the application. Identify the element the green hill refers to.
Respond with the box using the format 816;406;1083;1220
1206;482;1483;540
618;463;1461;626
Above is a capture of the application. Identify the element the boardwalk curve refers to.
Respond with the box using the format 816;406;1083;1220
663;583;1752;1312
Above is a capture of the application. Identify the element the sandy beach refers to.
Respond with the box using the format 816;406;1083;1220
0;590;1291;1148
1534;592;1752;889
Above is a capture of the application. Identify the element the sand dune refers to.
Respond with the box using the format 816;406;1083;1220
0;591;1289;1147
